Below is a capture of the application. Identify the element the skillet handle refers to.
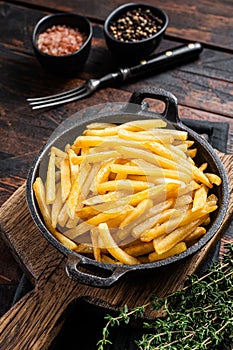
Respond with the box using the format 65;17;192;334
66;254;128;288
128;87;180;124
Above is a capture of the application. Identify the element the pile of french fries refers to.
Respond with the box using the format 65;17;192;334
33;118;222;265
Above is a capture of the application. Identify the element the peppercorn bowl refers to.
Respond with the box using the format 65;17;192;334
32;12;93;74
103;2;169;63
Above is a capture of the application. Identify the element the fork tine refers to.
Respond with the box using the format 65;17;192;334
29;85;87;106
31;88;90;109
27;84;86;102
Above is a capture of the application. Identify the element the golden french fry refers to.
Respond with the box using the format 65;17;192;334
185;226;206;244
117;198;174;240
66;216;80;228
98;223;140;265
90;228;102;262
96;179;152;195
101;255;120;264
72;135;112;149
145;141;174;160
124;241;154;257
53;229;79;250
45;150;56;204
51;184;63;228
140;203;217;243
86;122;117;130
74;243;93;254
149;242;187;262
118;129;174;143
153;220;200;255
66;204;133;240
33;177;51;228
85;150;120;163
199;162;208;172
51;146;67;158
83;127;118;136
147;128;188;141
139;209;185;241
82;191;123;206
110;163;191;183
188;148;197;158
57;203;69;227
93;159;116;191
191;164;213;188
119;198;153;228
192;185;208;212
80;162;101;201
60;157;71;202
118;119;167;131
205;173;222;186
173;195;193;208
33;119;222;265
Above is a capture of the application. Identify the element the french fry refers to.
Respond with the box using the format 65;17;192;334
118;119;167;131
188;148;197;158
66;204;133;240
191;164;213;188
51;146;67;158
118;129;174;143
60;157;71;202
117;145;192;174
68;149;80;183
96;179;152;195
90;228;102;262
119;198;153;228
140;203;217;242
57;203;69;227
153;220;200;255
33;177;51;228
53;229;79;250
149;242;187;262
98;223;140;265
199;162;208;172
192;185;208;212
124;241;154;257
45;150;56;204
66;176;81;219
82;191;123;206
83;127;119;136
86;122;117;130
185;226;206;244
205;173;222;186
110;163;191;183
33;119;222;265
117;198;174;240
51;184;63;228
139;209;185;241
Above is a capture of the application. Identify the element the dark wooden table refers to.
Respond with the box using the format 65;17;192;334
0;0;232;322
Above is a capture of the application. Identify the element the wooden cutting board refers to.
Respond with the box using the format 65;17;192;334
0;151;232;350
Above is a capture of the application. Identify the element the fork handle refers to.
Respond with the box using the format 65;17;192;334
126;42;203;78
98;42;203;87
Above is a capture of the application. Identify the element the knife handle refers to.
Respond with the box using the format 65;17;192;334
123;42;203;78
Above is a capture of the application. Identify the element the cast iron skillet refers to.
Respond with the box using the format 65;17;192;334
26;87;229;288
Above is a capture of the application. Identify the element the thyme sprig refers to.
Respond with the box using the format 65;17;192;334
97;243;233;350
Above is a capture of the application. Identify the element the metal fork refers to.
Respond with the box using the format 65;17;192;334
27;42;203;110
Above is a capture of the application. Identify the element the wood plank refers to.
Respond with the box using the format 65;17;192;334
5;0;233;51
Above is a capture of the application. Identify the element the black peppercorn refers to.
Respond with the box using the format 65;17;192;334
109;7;163;42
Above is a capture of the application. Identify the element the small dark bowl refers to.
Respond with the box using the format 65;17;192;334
103;2;169;64
32;13;93;74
